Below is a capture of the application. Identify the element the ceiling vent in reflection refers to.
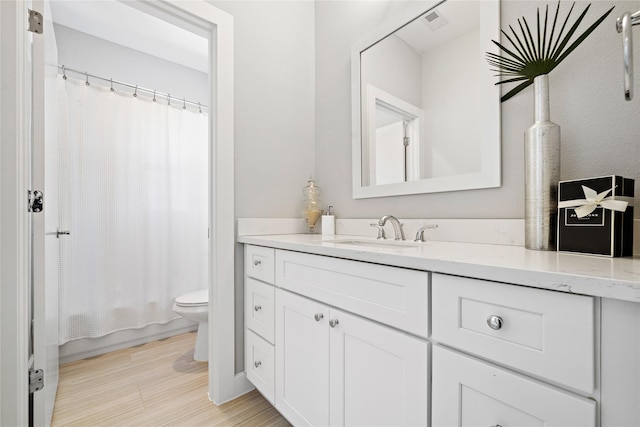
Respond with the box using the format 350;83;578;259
421;9;449;31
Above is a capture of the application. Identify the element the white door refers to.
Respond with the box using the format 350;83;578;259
275;289;330;427
329;308;428;427
30;0;59;425
432;345;597;427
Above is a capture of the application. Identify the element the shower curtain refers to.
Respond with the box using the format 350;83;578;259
58;76;208;344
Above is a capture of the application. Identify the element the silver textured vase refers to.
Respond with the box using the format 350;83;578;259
525;74;561;250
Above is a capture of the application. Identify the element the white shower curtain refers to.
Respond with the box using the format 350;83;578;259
58;76;208;344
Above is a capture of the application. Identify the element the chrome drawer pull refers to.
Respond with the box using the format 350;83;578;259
314;313;324;321
254;305;262;312
253;259;262;266
486;315;503;330
329;319;339;328
254;361;262;368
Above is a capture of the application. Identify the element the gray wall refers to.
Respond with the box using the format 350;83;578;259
211;1;316;219
315;0;640;219
54;24;208;104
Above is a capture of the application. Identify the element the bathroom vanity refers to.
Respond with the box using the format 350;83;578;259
238;234;640;426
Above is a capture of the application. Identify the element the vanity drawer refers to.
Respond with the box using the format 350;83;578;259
246;277;275;344
432;345;596;427
432;273;595;394
245;328;275;404
245;245;275;284
276;250;429;338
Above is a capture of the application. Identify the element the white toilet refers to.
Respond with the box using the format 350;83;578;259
173;289;208;361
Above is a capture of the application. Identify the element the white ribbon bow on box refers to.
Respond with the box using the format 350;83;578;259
558;185;631;218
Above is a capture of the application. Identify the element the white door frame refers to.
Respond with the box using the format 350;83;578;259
0;1;32;425
140;0;239;405
0;1;238;423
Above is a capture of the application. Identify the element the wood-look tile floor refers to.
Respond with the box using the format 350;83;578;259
52;332;291;426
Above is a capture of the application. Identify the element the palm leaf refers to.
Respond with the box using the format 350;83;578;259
518;18;537;63
501;80;534;103
549;4;592;61
486;1;613;102
545;2;561;58
554;6;614;64
500;29;529;64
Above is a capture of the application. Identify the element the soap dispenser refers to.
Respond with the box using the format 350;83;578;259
322;205;335;236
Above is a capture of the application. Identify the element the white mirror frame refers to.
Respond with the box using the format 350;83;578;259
351;0;501;199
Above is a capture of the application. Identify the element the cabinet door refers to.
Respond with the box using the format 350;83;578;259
329;308;428;427
275;289;330;427
432;346;596;427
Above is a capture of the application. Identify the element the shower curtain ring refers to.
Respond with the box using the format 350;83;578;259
153;90;157;102
168;94;171;106
62;65;67;80
110;78;114;92
183;98;187;110
133;85;138;98
85;71;90;86
198;102;202;113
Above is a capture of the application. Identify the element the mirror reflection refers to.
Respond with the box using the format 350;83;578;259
353;0;500;198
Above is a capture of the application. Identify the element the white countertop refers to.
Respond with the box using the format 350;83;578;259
237;234;640;303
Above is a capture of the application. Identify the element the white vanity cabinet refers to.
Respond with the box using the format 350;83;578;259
275;288;428;427
241;238;640;427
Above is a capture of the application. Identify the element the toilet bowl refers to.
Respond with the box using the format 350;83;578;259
173;289;208;361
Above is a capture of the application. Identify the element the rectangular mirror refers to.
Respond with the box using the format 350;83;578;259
352;0;501;198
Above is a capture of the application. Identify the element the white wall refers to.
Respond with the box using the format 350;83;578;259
210;1;316;219
54;24;207;103
423;28;482;178
361;34;422;108
315;0;640;219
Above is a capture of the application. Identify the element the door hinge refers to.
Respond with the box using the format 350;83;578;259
28;190;44;213
28;9;43;34
29;368;44;394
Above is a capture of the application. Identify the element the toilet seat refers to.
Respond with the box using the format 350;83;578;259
175;289;208;307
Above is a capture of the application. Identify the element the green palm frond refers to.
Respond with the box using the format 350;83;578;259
487;2;614;102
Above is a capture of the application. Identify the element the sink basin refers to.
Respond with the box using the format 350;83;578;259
321;238;422;249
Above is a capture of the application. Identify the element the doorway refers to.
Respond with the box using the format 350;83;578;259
0;1;236;425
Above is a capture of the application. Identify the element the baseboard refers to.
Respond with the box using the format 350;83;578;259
234;371;255;397
207;372;255;406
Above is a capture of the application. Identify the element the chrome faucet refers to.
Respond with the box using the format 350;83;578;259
369;223;386;240
414;224;438;242
378;215;405;240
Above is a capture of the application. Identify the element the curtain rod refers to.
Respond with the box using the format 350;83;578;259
58;65;208;111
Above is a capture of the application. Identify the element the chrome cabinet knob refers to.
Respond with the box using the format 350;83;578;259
486;315;503;330
253;259;262;266
314;313;324;322
254;361;261;368
254;305;262;312
329;319;339;328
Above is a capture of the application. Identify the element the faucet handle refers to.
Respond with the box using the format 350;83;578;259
414;224;438;242
369;223;386;240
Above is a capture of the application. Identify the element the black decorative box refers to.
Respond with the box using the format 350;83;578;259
557;176;634;257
